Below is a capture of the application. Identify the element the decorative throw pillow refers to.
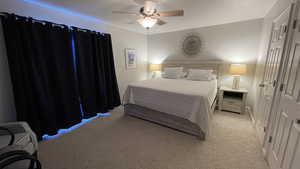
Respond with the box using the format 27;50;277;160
163;67;183;79
187;69;213;81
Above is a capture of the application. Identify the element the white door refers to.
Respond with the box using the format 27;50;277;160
267;1;300;168
257;6;291;146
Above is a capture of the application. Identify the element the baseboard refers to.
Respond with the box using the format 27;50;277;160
246;106;266;151
246;106;256;125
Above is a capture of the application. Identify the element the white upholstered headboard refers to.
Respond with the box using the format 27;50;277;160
162;60;222;79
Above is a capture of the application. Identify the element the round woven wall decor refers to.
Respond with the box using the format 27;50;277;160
182;35;201;56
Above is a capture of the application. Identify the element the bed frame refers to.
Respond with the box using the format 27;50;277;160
124;60;221;140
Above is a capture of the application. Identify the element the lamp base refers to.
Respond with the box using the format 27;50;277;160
151;71;157;79
232;75;240;89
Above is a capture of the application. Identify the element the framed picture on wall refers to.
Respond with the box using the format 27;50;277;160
125;48;137;69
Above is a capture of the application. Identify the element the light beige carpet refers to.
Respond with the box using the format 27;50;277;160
39;107;269;169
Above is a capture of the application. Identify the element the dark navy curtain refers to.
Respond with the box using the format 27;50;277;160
0;13;121;138
72;27;121;118
0;14;82;138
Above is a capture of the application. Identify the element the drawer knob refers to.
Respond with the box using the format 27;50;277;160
259;83;265;88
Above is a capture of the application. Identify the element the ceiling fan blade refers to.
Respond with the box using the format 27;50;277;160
127;20;137;25
157;19;167;25
112;11;139;15
158;10;184;17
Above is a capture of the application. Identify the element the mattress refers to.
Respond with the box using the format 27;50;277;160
123;78;218;135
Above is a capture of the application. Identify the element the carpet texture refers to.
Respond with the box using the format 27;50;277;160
39;107;269;169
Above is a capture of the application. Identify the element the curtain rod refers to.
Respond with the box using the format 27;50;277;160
52;23;65;29
0;12;7;17
70;26;105;35
32;19;65;28
71;27;88;32
77;28;88;32
71;27;106;35
0;12;106;34
32;19;46;25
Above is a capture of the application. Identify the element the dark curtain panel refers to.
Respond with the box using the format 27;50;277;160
1;14;82;138
72;28;120;118
102;34;121;109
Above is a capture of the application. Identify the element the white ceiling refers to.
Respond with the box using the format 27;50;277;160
33;0;277;34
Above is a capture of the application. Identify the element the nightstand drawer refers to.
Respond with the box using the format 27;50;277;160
222;104;242;113
222;98;242;107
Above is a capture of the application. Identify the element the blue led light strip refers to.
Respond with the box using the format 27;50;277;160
42;113;110;139
22;0;108;24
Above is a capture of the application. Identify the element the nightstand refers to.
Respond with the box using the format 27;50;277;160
218;86;248;114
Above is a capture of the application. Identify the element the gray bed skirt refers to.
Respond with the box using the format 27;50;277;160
124;104;206;140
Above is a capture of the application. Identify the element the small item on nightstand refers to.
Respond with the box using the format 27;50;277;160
218;86;248;114
229;64;247;89
149;64;162;78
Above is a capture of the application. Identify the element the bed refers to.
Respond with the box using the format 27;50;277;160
123;60;220;140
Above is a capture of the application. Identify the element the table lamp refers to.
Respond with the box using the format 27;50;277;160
149;64;162;78
229;64;247;89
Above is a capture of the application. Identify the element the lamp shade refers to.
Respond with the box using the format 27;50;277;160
149;64;161;71
230;64;247;75
138;17;157;28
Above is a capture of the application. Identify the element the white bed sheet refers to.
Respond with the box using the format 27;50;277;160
123;78;218;135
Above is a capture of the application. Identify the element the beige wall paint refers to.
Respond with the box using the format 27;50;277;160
148;19;263;109
0;0;148;122
253;0;294;143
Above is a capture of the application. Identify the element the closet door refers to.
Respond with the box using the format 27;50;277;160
257;5;291;150
267;1;300;168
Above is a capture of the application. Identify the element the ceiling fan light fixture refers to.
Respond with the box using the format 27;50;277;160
144;1;156;15
138;17;157;29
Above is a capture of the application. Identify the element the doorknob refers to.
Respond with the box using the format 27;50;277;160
259;83;265;87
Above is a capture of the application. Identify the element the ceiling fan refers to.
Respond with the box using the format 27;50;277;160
112;0;184;29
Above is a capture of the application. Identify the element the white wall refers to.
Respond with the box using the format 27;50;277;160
252;0;293;143
148;19;263;109
0;0;148;122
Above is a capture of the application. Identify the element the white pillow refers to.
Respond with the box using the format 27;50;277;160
163;72;186;78
187;69;213;81
163;67;183;79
